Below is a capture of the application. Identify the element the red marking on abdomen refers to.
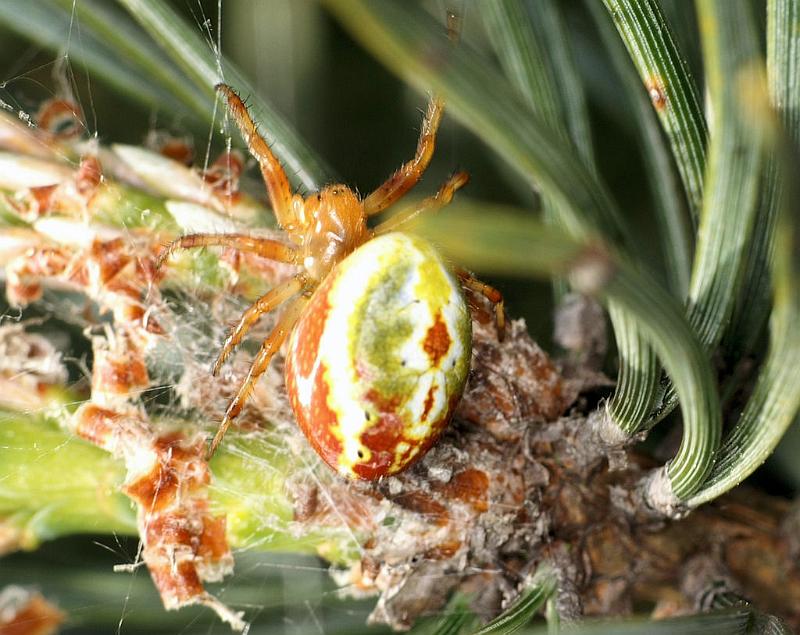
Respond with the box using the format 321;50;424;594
285;274;346;470
288;357;344;471
421;384;436;421
423;312;451;366
291;275;334;378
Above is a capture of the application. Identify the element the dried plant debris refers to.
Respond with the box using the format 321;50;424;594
0;322;67;411
68;329;240;629
0;586;64;635
277;321;607;630
0;123;245;626
457;319;571;440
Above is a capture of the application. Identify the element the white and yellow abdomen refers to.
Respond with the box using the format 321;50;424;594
284;232;471;480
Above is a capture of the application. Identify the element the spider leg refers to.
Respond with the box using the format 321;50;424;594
373;171;469;235
456;268;506;341
212;274;307;376
156;232;296;269
363;5;462;218
363;96;445;216
208;295;307;459
216;84;302;231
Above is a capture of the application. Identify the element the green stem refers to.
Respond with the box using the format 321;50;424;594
209;435;362;564
689;177;800;507
587;0;693;298
0;412;359;562
472;565;557;634
480;1;660;436
645;0;769;429
479;0;594;167
688;0;800;506
724;0;800;360
606;305;660;434
688;0;765;351
602;0;707;225
0;413;135;546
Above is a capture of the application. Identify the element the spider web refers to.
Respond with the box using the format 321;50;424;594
0;2;396;633
0;2;566;633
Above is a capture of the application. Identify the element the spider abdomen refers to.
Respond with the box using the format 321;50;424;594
285;232;471;480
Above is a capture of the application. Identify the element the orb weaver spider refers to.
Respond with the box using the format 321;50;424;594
158;84;504;476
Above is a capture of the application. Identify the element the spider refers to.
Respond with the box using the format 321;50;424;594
158;84;504;468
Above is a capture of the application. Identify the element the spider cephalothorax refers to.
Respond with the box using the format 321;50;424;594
158;84;503;477
292;185;369;281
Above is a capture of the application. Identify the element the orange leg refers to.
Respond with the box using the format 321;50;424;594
216;84;302;231
156;232;297;269
363;96;445;216
208;296;307;458
212;274;308;376
373;170;469;235
457;269;506;341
